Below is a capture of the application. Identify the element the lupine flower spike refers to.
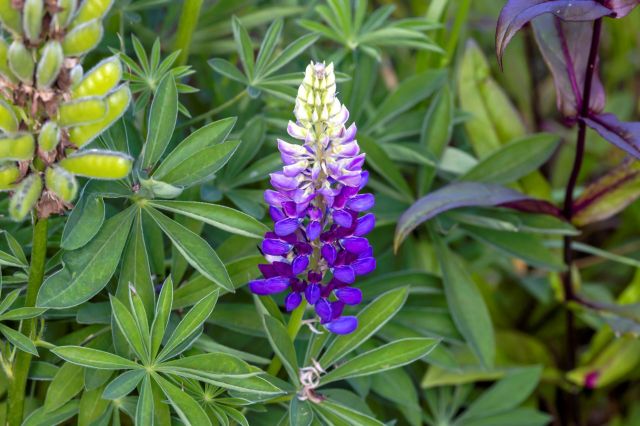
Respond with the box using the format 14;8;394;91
249;61;376;334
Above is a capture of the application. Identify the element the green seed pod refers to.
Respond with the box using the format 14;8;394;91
0;162;20;190
22;0;44;42
36;41;63;88
59;149;132;179
0;98;18;134
38;121;60;152
72;56;121;98
0;37;17;82
0;133;35;160
70;64;83;86
72;0;113;26
139;177;183;199
8;41;35;85
57;97;107;127
45;166;77;202
69;85;130;147
0;0;23;36
53;0;77;29
62;19;103;57
9;173;42;221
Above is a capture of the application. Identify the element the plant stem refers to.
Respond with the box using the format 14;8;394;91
441;0;471;67
174;0;204;66
560;17;602;426
178;90;247;129
266;301;307;376
6;217;48;426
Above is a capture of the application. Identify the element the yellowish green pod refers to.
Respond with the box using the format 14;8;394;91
0;133;35;160
22;0;44;42
72;56;121;98
58;97;107;127
0;0;22;36
70;64;83;87
72;0;113;26
45;166;77;202
9;173;42;220
8;41;34;84
0;162;20;190
69;85;130;147
53;0;77;29
62;19;103;57
59;149;132;179
0;37;17;82
36;41;63;88
38;121;60;152
0;98;18;134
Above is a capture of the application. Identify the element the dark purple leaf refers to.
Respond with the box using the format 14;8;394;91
496;0;612;67
394;182;560;251
532;16;606;118
501;199;564;217
603;0;640;16
583;113;640;159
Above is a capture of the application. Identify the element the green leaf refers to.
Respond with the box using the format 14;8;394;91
102;369;145;400
432;231;495;367
0;306;47;320
321;338;438;384
262;315;299;386
290;398;314;426
359;135;413;202
460;134;560;184
136;375;155;426
44;362;84;412
110;295;149;362
23;400;79;426
142;74;178;169
158;352;256;378
320;287;408;367
208;58;248;84
255;19;283;76
0;288;20;314
157;290;219;361
37;206;136;308
145;207;233;291
457;408;550;426
0;323;38;355
223;115;266;179
61;192;105;250
52;346;141;370
262;34;319;78
150;200;268;239
154;373;212;426
150;276;173;358
459;366;542;421
315;399;384;426
232;16;255;80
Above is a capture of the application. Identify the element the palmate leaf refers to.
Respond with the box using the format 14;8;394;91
110;295;149;363
52;346;141;370
22;400;79;426
141;73;178;169
102;370;145;400
136;375;155;426
150;276;173;358
43;362;84;412
154;373;212;426
0;323;38;355
262;315;299;386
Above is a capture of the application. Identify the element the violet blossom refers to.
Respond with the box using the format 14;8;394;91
248;61;376;334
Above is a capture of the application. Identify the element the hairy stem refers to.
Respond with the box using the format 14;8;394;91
174;0;204;66
560;18;602;426
7;217;49;426
266;301;308;376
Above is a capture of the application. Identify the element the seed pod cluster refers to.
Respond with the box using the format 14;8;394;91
0;0;132;221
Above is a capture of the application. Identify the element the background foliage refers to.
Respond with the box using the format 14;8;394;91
1;0;640;425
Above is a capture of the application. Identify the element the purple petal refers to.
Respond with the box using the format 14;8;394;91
325;316;358;334
292;255;309;275
262;239;291;256
275;218;299;236
352;257;376;275
333;265;355;284
269;206;285;222
264;190;287;207
284;292;302;312
354;213;375;236
335;287;362;305
305;283;321;305
249;277;289;295
347;193;375;212
321;243;337;265
315;298;333;323
270;173;299;191
306;221;321;240
333;209;352;228
341;237;370;254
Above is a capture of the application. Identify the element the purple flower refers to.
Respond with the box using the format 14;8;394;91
249;61;376;334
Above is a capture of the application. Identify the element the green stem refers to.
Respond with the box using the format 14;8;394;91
174;0;204;66
178;90;247;129
266;301;307;376
7;217;48;426
441;0;471;67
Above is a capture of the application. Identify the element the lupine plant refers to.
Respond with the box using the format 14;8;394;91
1;0;640;425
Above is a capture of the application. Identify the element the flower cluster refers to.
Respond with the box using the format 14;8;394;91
0;0;132;221
249;61;376;334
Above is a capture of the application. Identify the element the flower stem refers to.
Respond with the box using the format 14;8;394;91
173;0;204;66
560;17;602;426
266;301;307;376
178;91;247;129
7;217;48;426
